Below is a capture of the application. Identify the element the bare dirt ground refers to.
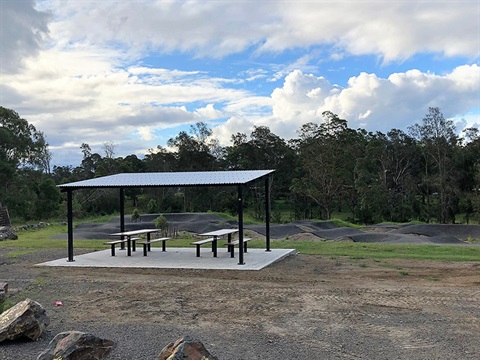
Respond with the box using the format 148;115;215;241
1;247;480;360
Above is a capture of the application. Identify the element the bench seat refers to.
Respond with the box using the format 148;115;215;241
104;237;141;256
224;237;252;258
137;237;171;256
191;237;215;257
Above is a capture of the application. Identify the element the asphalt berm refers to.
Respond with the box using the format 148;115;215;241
60;212;480;245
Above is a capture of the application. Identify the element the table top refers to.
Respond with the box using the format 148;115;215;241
199;228;239;236
109;228;160;237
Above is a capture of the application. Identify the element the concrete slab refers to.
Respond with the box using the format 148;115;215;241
37;247;297;271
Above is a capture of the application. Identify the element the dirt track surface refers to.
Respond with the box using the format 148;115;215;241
1;249;480;359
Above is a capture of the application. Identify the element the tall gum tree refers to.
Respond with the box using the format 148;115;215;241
0;107;52;217
0;107;49;185
409;107;459;223
292;111;364;220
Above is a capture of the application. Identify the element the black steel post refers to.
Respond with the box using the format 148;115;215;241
120;188;125;250
67;189;74;262
120;188;125;232
238;185;245;265
213;236;218;257
265;176;271;251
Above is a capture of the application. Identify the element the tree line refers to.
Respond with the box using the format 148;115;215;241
1;106;479;224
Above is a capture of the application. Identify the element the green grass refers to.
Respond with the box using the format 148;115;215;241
0;224;106;250
0;298;14;313
250;240;480;262
209;211;262;225
327;219;364;229
2;221;480;262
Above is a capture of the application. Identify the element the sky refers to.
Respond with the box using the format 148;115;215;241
1;0;479;167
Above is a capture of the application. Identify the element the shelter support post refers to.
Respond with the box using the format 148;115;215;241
120;188;125;232
238;185;245;265
67;189;74;262
119;188;125;249
265;176;271;251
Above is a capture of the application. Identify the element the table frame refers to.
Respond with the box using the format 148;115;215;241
198;229;239;257
109;228;161;256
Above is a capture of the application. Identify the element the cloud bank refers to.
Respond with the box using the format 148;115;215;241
0;0;478;166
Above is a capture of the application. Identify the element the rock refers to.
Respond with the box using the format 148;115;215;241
37;331;115;360
0;282;7;308
0;298;49;342
0;282;7;294
157;335;218;360
0;226;17;240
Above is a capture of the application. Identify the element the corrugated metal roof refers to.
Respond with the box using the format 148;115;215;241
58;170;275;189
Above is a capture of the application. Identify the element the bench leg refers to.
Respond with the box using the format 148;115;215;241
196;244;201;257
230;245;235;258
143;244;148;256
148;243;152;252
120;240;125;250
162;240;166;252
132;240;136;252
213;239;218;257
244;242;248;252
111;244;116;256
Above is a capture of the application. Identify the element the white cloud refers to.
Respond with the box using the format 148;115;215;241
39;1;478;62
213;65;480;142
194;104;224;120
2;0;478;166
137;126;155;141
0;43;252;165
272;65;480;131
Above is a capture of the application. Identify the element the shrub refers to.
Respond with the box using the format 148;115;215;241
131;208;140;223
154;215;168;229
147;199;157;213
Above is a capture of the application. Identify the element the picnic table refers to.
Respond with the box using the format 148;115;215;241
195;229;239;257
108;228;163;256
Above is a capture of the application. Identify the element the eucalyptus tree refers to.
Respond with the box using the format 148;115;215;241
355;130;419;223
166;122;223;212
0;107;52;217
460;128;480;222
223;126;296;219
0;107;49;174
409;107;460;223
167;122;221;171
291;112;364;220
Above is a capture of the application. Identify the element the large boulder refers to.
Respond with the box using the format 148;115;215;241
157;335;218;360
37;331;115;360
0;298;49;342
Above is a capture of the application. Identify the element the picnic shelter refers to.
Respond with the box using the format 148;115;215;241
57;170;275;265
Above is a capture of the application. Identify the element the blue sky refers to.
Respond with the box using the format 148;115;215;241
1;0;479;167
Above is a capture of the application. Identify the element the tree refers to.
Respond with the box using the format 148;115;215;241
224;126;296;219
0;107;50;208
409;107;459;223
355;130;419;223
35;177;62;219
102;141;116;158
167;122;220;171
291;112;364;220
0;107;49;169
166;122;221;212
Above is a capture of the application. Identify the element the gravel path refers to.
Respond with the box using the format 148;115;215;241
1;247;480;359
